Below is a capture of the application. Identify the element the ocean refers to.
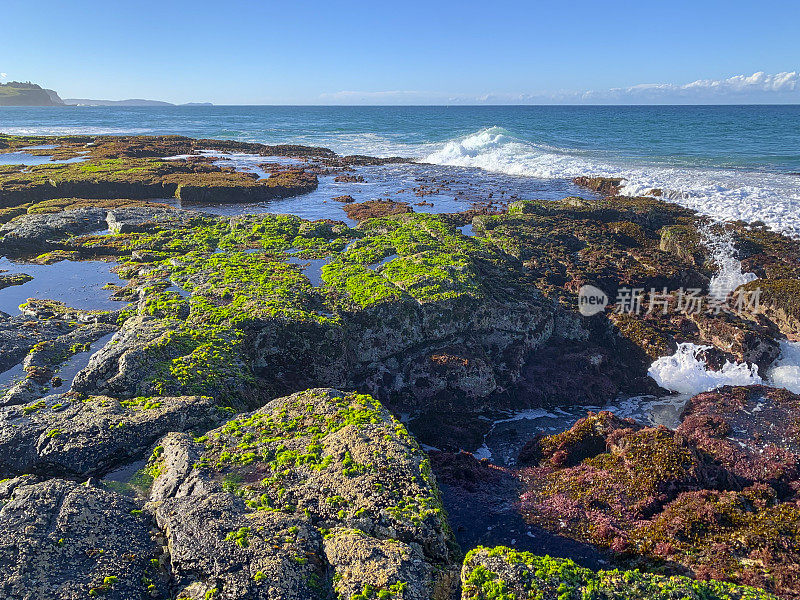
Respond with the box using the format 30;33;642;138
1;104;799;236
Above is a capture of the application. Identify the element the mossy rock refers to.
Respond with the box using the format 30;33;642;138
462;546;778;600
740;279;800;338
146;388;460;600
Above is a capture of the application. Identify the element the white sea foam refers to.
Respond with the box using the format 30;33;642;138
767;340;800;394
420;127;800;238
648;343;763;396
648;340;800;397
701;225;758;300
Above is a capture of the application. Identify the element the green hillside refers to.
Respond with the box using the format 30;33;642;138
0;81;63;106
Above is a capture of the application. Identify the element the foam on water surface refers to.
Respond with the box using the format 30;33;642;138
767;341;800;394
647;343;763;396
422;126;800;238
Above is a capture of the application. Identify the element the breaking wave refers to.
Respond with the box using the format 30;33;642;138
421;127;800;238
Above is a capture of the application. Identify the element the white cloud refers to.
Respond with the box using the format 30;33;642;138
0;73;7;79
322;71;800;105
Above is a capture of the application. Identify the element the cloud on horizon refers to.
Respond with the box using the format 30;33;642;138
321;71;800;104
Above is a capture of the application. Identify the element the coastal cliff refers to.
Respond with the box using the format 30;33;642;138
0;82;64;106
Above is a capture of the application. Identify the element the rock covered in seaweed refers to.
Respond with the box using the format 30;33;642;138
61;211;555;412
144;388;459;600
678;385;800;491
461;546;778;600
516;393;800;598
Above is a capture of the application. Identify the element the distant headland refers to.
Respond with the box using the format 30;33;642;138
0;81;211;107
0;81;64;106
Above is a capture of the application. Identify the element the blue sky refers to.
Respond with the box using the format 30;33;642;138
1;0;799;104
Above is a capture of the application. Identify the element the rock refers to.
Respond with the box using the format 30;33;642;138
0;272;32;290
147;388;459;599
0;137;322;208
71;316;189;398
342;200;413;221
689;311;781;372
105;206;199;234
173;168;318;204
0;208;107;253
461;546;778;600
516;406;800;596
334;174;366;183
740;279;800;339
0;478;167;600
1;320;117;407
67;213;555;412
0;311;80;373
154;491;327;599
332;194;355;203
659;223;704;264
324;528;456;600
572;176;626;196
0;394;219;477
678;385;800;492
733;223;800;280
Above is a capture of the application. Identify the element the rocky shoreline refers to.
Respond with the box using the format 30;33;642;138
0;134;798;599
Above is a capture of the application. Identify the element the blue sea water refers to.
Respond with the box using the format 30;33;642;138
1;105;799;235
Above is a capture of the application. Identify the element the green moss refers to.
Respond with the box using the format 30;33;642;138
462;547;778;600
224;526;251;548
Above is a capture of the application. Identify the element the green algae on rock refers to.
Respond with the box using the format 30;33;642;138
62;211;554;411
146;388;459;600
0;271;32;290
462;546;778;600
0;134;322;209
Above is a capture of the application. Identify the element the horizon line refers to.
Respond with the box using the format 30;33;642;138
7;102;800;108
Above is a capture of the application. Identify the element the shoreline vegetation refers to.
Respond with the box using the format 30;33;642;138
0;133;798;599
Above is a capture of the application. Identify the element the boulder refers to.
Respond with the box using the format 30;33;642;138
0;208;107;253
145;388;459;599
0;393;219;477
0;478;167;600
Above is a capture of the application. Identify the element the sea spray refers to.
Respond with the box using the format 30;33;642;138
767;340;800;394
701;225;758;300
647;343;763;395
